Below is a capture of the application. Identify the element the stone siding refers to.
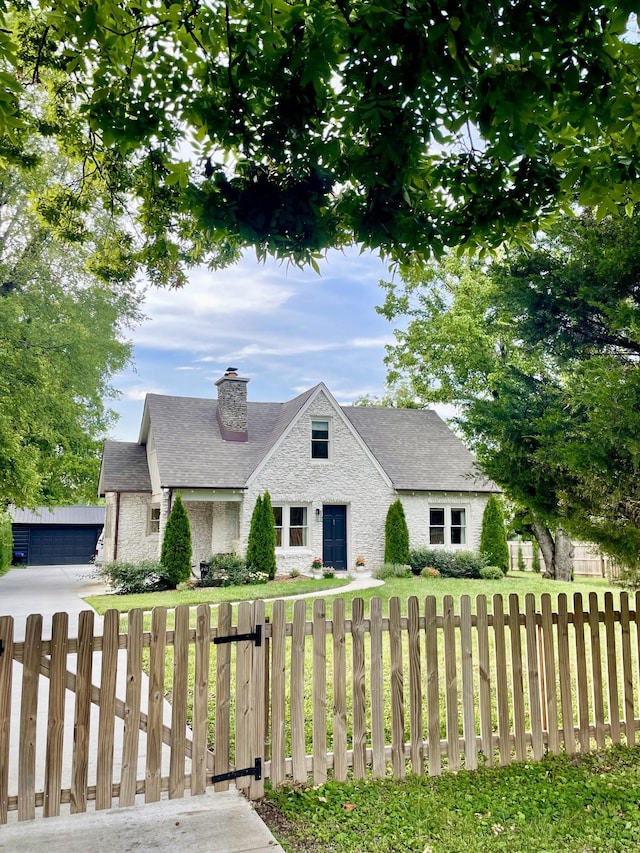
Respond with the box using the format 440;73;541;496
113;492;159;563
184;501;213;568
401;492;490;552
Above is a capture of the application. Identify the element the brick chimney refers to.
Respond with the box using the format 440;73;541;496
215;367;249;442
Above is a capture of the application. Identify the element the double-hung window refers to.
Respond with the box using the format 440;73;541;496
148;505;161;534
273;505;308;548
311;419;329;459
429;507;466;545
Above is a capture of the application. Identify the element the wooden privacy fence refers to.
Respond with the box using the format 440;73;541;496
1;591;639;823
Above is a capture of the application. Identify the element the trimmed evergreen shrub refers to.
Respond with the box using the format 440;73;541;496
373;562;412;580
0;511;13;576
409;548;486;578
100;560;163;594
480;495;509;573
199;553;267;587
384;499;410;565
480;565;504;580
246;491;277;580
532;544;542;573
517;543;526;572
160;495;192;588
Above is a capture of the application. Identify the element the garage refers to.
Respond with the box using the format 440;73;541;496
11;506;105;566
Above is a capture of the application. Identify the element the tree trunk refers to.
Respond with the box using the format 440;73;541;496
554;527;574;582
531;521;556;578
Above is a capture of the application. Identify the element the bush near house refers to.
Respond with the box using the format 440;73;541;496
479;494;510;573
0;511;12;576
409;548;487;579
246;491;277;580
384;499;410;565
99;560;163;594
160;494;192;588
373;563;412;580
199;553;268;587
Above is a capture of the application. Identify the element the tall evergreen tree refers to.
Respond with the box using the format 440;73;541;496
384;499;410;565
160;495;192;588
246;492;277;579
480;496;509;573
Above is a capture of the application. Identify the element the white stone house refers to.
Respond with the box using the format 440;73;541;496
98;369;498;573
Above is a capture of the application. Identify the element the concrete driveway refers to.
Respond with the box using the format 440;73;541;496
0;564;285;853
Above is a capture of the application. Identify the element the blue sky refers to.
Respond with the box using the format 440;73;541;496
108;247;399;442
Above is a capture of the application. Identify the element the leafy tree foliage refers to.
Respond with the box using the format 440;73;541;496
0;510;12;576
480;496;509;574
384;499;410;565
1;2;640;275
160;495;192;588
246;492;277;580
380;213;640;577
0;154;141;507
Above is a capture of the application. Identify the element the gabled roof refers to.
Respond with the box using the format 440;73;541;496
101;386;497;494
342;406;496;492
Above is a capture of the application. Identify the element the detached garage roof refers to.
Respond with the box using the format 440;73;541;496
9;506;105;525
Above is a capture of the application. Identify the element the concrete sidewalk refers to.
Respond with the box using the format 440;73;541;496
0;564;285;853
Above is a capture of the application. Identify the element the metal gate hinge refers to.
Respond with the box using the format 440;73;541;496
210;757;262;785
0;639;3;657
214;624;262;647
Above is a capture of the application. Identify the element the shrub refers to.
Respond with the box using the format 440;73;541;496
384;499;410;564
409;548;485;578
199;553;267;587
322;568;335;579
160;495;192;588
100;560;163;594
246;491;277;580
480;565;504;580
480;495;509;573
289;568;301;579
517;544;526;572
421;566;441;578
532;544;542;573
373;562;412;580
0;511;12;577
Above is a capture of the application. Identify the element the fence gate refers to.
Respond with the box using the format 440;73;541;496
0;600;266;823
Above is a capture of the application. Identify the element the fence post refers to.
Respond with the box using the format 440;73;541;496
0;616;14;825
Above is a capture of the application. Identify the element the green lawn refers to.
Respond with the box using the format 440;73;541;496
257;745;640;853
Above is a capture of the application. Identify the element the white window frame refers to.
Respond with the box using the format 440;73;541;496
272;504;310;549
311;418;331;461
429;506;468;546
147;504;161;535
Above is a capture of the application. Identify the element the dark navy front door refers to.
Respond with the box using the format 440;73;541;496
323;505;347;571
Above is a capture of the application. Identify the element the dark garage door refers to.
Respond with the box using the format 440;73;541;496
28;526;100;565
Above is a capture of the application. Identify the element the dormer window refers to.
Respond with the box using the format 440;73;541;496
311;419;329;459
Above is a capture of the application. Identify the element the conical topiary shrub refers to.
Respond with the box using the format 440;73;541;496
160;494;192;587
480;495;509;573
246;491;277;579
384;499;410;565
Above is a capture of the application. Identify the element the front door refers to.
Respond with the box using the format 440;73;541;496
322;505;347;571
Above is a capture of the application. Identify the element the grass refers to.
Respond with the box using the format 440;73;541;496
256;745;640;853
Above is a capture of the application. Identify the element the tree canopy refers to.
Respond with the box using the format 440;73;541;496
379;212;640;575
0;152;142;507
2;1;640;277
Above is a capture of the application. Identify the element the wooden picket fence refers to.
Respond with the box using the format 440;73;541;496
1;590;639;823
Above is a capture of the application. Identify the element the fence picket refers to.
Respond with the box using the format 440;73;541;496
192;604;211;796
525;594;543;761
95;609;118;811
169;605;190;798
235;601;253;793
557;594;575;754
332;598;348;782
214;603;231;791
424;595;440;776
120;609;143;807
351;597;366;780
573;594;590;753
0;616;13;825
291;599;307;783
508;595;526;761
43;612;69;818
388;596;405;779
407;596;423;775
249;600;266;800
270;599;286;787
70;610;93;814
369;597;385;778
493;595;510;766
312;598;327;786
442;595;459;771
540;594;559;755
460;596;476;771
19;613;42;822
146;606;167;802
475;595;493;766
588;592;605;749
604;593;621;744
619;593;634;746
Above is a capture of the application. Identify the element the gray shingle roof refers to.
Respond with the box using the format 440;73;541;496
10;505;106;525
99;442;152;493
101;387;497;494
342;406;496;492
